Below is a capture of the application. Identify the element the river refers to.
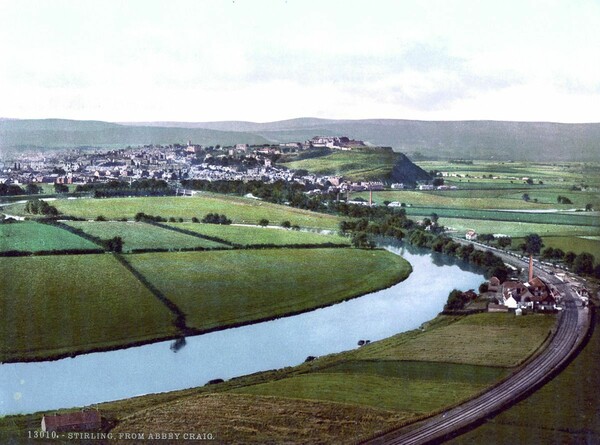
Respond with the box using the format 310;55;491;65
0;244;484;416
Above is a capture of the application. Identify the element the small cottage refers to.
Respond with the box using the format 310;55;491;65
41;410;101;432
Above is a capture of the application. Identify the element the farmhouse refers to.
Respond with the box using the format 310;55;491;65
41;410;101;432
465;230;477;240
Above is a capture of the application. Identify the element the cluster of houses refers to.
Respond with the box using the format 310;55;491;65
486;275;559;313
1;137;455;200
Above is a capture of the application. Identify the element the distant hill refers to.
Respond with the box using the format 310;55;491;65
2;118;600;161
167;118;600;162
0;119;270;152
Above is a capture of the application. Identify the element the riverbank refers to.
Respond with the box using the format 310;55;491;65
1;248;411;364
0;312;557;444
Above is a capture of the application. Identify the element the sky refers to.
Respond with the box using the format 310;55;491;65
0;0;599;123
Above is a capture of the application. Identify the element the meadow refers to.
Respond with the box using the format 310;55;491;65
512;235;600;259
450;311;600;445
0;254;176;362
282;149;398;181
168;222;350;246
127;248;411;332
64;221;228;251
351;313;556;367
0;221;99;252
439;217;600;238
95;312;552;445
356;189;600;211
4;194;343;229
109;393;408;445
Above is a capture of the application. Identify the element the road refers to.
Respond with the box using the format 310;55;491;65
362;243;591;445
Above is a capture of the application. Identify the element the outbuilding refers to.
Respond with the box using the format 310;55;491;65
41;410;101;432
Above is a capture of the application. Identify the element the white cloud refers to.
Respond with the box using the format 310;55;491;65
0;0;598;122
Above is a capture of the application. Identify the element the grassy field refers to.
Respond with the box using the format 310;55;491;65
64;221;228;251
440;217;600;238
450;311;600;445
127;248;411;332
232;372;490;414
0;254;176;362
0;221;99;252
168;222;350;246
282;149;398;181
403;207;598;227
358;188;600;209
4;194;343;230
352;313;556;367
511;235;600;259
110;393;408;445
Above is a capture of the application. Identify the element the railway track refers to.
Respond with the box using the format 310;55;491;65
363;252;590;445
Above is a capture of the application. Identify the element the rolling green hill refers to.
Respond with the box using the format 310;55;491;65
281;147;431;183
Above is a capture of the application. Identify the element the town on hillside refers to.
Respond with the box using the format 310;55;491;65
0;136;446;199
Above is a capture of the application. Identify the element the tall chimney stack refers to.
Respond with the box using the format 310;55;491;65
528;255;534;282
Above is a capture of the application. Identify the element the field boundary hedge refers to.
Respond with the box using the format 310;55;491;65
113;253;189;333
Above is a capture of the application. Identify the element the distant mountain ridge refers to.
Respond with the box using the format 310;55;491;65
0;119;270;151
118;118;600;161
2;118;600;161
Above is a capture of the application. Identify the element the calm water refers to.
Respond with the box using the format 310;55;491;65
0;244;484;415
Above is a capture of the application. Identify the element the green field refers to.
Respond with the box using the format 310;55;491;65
441;217;600;238
4;194;343;230
232;372;491;414
127;248;411;332
352;313;555;367
64;221;228;251
282;149;397;181
513;235;600;260
0;254;176;362
450;311;600;445
168;222;350;246
357;189;600;211
0;221;99;252
403;207;598;227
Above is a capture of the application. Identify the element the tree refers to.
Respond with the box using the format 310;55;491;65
557;195;573;205
564;251;577;267
526;178;534;185
102;236;124;253
488;265;510;283
445;289;469;310
281;220;291;229
496;237;512;249
522;193;530;202
521;234;543;257
26;183;42;195
573;252;595;275
191;217;199;223
54;183;69;193
259;218;269;227
351;232;375;249
585;203;593;211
